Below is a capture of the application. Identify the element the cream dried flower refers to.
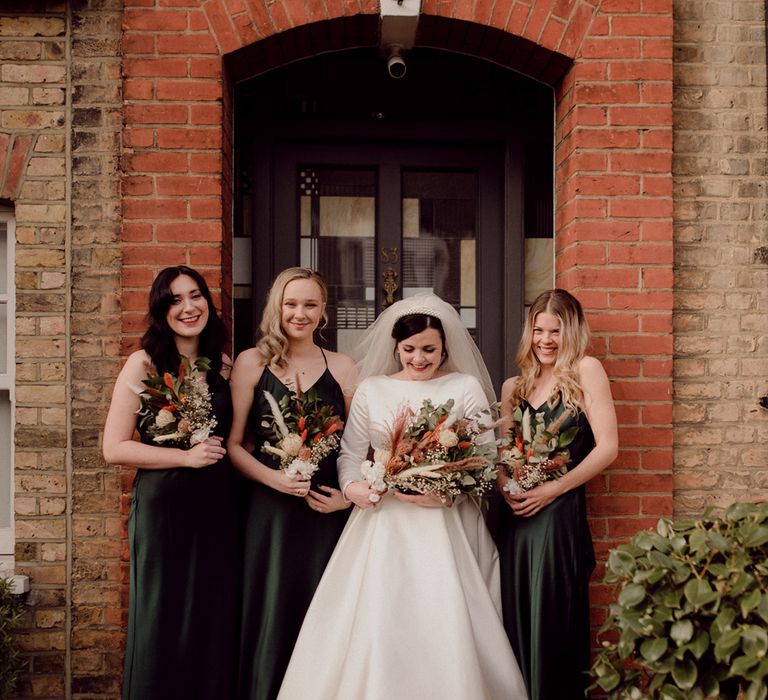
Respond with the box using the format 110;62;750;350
373;447;392;466
155;408;176;429
279;433;304;457
437;429;459;448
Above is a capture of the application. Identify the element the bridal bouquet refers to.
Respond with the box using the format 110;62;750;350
137;356;217;448
260;386;344;479
499;404;578;494
362;398;498;501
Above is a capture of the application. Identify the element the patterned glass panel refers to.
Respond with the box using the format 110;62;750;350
299;168;376;354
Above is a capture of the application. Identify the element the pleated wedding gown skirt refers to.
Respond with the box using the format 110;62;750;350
278;496;528;700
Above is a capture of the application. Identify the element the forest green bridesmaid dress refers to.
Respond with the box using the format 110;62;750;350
123;373;239;700
496;392;597;700
238;355;349;700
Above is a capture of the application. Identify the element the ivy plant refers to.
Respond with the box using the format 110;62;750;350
0;576;24;697
589;502;768;700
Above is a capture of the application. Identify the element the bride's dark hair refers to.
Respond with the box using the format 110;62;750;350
391;314;448;364
141;265;226;377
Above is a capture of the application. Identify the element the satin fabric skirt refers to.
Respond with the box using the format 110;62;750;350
278;496;528;700
497;488;595;700
123;464;239;700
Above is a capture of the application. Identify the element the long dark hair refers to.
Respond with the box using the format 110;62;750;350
141;266;227;377
391;313;448;365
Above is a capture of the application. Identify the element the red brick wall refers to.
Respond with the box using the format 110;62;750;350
121;0;673;669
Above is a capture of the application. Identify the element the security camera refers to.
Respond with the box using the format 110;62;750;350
386;46;406;79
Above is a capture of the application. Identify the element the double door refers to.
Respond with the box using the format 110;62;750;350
250;141;522;390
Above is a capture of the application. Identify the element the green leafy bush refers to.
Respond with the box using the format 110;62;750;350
590;502;768;700
0;576;24;697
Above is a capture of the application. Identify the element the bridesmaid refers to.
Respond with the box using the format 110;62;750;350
228;267;356;700
103;266;239;700
496;289;618;700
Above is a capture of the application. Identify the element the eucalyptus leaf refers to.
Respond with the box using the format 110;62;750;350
608;548;637;576
671;658;698;690
657;517;671;538
659;683;686;700
670;535;687;554
619;583;647;608
714;628;741;662
746;680;768;700
740;625;768;657
640;637;668;662
758;593;768;624
688;630;709;659
730;654;759;676
741;587;762;618
706;530;730;552
688;529;708;554
684;579;718;608
670;618;694;644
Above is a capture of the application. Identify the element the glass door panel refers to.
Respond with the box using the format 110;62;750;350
298;167;377;355
266;142;513;390
401;170;478;340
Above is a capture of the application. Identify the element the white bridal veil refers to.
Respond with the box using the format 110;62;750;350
353;293;496;404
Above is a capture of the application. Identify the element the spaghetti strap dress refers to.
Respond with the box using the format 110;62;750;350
496;392;596;700
238;351;350;700
123;372;239;700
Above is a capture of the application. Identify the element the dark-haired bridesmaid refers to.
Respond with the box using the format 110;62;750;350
103;265;239;700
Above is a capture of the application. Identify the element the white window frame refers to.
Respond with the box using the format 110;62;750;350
0;210;15;559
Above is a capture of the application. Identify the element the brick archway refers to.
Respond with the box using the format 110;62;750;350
119;0;673;663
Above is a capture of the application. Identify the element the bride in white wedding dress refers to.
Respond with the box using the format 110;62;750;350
278;295;528;700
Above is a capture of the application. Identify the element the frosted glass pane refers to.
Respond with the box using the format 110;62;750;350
0;392;10;528
524;238;554;305
0;221;6;295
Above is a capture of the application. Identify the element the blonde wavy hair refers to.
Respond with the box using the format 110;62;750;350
255;267;328;371
508;289;590;413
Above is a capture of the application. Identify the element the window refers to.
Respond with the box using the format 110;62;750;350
0;210;14;561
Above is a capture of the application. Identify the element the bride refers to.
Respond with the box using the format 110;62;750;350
278;294;527;700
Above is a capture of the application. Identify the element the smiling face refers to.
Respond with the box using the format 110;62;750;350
396;327;444;381
281;278;325;341
532;311;560;367
165;274;210;340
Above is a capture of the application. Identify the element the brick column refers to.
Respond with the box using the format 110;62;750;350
1;5;69;698
68;1;124;697
673;0;768;512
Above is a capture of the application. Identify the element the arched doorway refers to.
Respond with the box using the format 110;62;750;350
232;48;554;390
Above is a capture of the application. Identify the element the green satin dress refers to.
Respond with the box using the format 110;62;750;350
238;357;349;700
123;373;239;700
496;393;596;700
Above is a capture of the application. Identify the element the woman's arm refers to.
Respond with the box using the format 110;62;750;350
102;351;226;469
335;381;381;509
226;349;310;497
508;356;618;517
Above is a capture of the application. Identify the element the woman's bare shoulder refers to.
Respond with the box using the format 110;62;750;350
121;349;153;377
324;350;356;373
500;375;521;399
577;355;607;380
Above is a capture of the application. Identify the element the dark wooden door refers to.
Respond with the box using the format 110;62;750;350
258;141;517;390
